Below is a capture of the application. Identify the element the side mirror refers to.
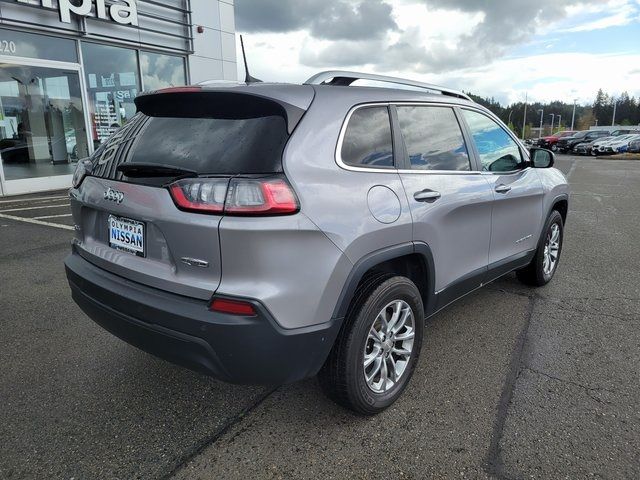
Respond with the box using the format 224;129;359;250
530;147;555;168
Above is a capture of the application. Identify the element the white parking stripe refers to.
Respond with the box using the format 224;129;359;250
0;212;74;231
567;159;578;179
0;195;68;204
0;203;70;213
33;213;73;220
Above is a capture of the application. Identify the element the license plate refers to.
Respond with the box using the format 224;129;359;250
108;215;145;257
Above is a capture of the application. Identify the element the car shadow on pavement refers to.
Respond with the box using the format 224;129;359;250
170;276;534;479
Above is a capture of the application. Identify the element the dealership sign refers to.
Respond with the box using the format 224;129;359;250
17;0;138;26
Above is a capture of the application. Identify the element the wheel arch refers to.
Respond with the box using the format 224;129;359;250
551;194;569;224
332;242;436;320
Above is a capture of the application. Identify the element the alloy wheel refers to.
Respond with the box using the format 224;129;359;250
363;300;415;393
543;223;560;276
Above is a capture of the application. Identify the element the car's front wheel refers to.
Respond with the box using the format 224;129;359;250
319;274;424;415
517;210;564;286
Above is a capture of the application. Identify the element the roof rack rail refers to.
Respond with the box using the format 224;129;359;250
304;70;472;102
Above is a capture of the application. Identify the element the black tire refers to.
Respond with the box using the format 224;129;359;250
319;274;424;415
516;210;564;287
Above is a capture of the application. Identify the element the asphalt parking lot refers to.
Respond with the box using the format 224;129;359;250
1;156;638;479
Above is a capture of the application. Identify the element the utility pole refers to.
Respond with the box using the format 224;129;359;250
571;99;577;130
538;108;544;138
612;98;617;126
521;93;528;140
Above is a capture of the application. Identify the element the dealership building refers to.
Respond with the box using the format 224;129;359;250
0;0;236;196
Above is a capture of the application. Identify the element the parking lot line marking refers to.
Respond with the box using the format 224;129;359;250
0;195;68;204
0;212;74;231
33;213;73;220
0;203;70;213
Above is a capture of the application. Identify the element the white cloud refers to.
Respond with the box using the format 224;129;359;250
433;53;640;105
235;0;640;105
561;2;638;32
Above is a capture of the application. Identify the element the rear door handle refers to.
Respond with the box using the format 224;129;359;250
495;184;512;194
414;190;441;202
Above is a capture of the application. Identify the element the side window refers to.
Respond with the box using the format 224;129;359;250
341;106;394;168
462;109;524;172
396;106;471;171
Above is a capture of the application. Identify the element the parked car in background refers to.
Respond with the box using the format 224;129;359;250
629;138;640;153
538;131;576;151
589;131;636;155
595;134;640;155
573;140;598;156
613;134;640;154
557;130;610;153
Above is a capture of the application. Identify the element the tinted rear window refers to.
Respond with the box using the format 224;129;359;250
90;92;292;180
341;106;394;168
130;115;288;174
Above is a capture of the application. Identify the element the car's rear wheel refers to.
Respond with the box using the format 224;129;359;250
319;274;424;415
517;210;564;287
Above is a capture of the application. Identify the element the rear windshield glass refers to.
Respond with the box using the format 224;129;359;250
130;115;288;174
90;92;292;180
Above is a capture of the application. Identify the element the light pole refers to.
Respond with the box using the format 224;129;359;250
571;99;577;130
521;92;528;140
538;108;544;139
612;98;617;126
558;114;562;131
549;113;555;134
507;109;513;127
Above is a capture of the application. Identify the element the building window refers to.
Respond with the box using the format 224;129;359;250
140;52;186;91
81;42;140;148
0;64;88;181
0;28;78;63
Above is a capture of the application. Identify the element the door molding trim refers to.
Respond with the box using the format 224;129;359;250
428;248;536;318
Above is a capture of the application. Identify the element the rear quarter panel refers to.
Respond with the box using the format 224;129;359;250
273;88;416;328
283;88;413;263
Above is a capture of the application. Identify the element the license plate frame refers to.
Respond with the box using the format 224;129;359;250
108;215;146;258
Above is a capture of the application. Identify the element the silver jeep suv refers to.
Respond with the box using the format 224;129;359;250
65;71;568;414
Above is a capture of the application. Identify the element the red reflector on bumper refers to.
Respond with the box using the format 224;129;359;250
210;298;257;316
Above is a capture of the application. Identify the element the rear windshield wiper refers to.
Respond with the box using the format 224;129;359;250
117;163;198;179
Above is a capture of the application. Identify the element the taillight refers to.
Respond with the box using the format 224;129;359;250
169;178;228;213
225;178;299;215
210;298;257;316
168;176;299;216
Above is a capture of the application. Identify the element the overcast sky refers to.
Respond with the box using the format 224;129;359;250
234;0;640;106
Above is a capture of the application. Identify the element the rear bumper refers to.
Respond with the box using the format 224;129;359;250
65;251;341;385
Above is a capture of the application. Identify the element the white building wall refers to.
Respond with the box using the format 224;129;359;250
189;0;237;84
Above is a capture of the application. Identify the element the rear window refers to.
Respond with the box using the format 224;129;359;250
341;106;394;168
129;115;288;174
90;92;292;180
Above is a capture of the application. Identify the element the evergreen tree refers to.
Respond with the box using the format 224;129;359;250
461;89;639;129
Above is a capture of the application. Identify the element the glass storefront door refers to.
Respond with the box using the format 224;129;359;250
0;60;89;195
